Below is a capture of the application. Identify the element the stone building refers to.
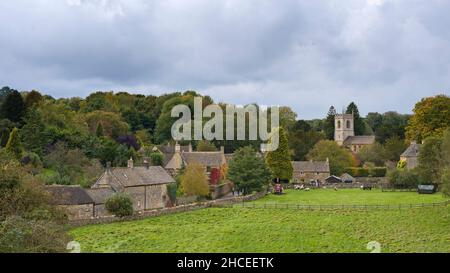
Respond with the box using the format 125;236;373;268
292;160;330;183
335;112;375;153
400;141;421;170
86;187;115;218
157;143;227;184
93;159;176;212
46;185;95;221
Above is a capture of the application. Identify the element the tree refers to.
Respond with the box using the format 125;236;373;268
418;136;442;183
406;95;450;142
279;106;297;132
358;142;385;167
150;153;163;166
307;140;354;175
0;128;9;148
20;107;46;156
0;90;25;123
96;123;103;137
323;106;336;140
346;102;365;135
289;130;324;161
382;136;408;162
84;111;129;138
24;90;43;109
196;140;217;151
105;193;133;217
265;127;292;181
4;128;22;159
441;168;450;197
227;146;271;195
180;162;209;197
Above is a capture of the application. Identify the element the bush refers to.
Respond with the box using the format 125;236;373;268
150;153;164;166
441;168;450;197
180;163;210;197
166;183;177;203
105;193;133;218
0;216;71;253
388;169;421;188
344;167;370;177
369;167;387;177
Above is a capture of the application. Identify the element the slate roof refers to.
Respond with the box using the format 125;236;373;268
325;175;342;183
341;173;355;182
292;161;330;173
181;152;226;167
46;186;94;205
86;188;115;204
343;136;376;145
108;166;175;187
157;144;191;154
401;142;421;158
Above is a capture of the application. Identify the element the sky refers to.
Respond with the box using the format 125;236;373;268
0;0;449;119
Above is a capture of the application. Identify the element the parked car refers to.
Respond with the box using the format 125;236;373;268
418;184;437;194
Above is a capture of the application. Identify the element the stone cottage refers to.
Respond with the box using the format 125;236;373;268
400;141;421;170
46;185;95;220
92;159;176;212
157;143;227;184
292;160;330;183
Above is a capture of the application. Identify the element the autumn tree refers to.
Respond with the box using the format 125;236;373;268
180;163;210;197
406;95;450;142
265;127;293;181
196;140;217;151
4;128;22;159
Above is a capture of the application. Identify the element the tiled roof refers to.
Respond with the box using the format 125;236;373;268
46;186;94;205
109;166;175;187
401;142;421;157
292;161;330;173
86;188;115;204
341;173;355;181
343;136;375;145
182;152;226;166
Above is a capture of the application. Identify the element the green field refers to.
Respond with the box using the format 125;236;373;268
252;189;448;205
70;190;450;253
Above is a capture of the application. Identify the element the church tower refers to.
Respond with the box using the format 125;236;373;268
334;112;354;146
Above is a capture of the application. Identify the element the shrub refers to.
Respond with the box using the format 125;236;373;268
180;163;210;197
150;153;164;166
369;167;387;177
105;193;133;218
344;167;370;177
0;216;71;253
166;183;177;203
388;169;421;188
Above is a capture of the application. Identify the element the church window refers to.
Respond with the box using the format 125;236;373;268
337;121;341;129
346;120;351;129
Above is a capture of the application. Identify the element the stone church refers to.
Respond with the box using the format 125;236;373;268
334;112;375;153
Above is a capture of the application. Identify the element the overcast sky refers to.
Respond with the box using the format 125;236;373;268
1;0;449;119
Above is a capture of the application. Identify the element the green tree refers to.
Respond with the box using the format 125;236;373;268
0;128;9;148
196;140;217;151
358;142;385;166
346;102;365;135
4;128;22;159
20;107;46;156
180;162;210;197
150;153;164;166
406;95;450;142
105;193;133;218
289;130;324;161
323;106;336;140
227;146;271;195
441;168;450;197
418;136;442;183
307;140;354;175
279;106;297;132
265;127;292;181
0;90;25;123
382;136;408;162
24;90;43;109
96;123;103;137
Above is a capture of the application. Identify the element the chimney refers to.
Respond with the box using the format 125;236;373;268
175;142;181;153
188;143;193;152
220;146;225;154
127;157;134;169
106;162;112;172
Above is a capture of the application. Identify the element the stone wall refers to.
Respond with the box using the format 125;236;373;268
211;182;233;199
61;204;94;221
292;171;330;183
69;191;267;226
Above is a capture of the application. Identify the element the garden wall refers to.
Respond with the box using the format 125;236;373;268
69;191;266;227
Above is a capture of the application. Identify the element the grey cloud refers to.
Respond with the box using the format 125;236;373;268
0;0;449;118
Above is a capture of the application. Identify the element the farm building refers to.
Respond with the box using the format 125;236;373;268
46;185;95;221
292;160;330;183
400;141;421;170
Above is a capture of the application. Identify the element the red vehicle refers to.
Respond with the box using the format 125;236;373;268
274;183;283;195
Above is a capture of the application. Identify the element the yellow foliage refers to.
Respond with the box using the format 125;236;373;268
180;163;210;197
